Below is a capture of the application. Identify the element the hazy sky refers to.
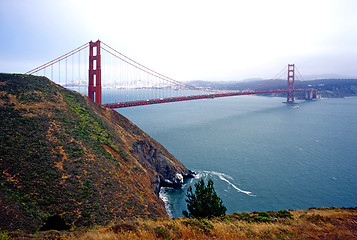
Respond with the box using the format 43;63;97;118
1;0;356;81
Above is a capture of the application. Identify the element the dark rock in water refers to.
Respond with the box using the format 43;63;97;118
133;140;194;194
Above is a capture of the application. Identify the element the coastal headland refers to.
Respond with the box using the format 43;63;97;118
0;74;356;239
0;73;193;231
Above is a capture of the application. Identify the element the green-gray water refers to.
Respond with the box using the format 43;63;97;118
115;95;357;217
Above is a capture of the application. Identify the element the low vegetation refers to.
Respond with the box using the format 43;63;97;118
2;207;356;239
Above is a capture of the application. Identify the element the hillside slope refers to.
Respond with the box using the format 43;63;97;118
0;73;193;231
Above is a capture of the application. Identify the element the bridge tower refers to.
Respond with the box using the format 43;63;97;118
88;40;102;104
286;64;295;102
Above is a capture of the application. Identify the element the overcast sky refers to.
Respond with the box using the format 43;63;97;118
1;0;356;81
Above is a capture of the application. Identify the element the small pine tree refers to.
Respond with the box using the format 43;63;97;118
183;178;227;218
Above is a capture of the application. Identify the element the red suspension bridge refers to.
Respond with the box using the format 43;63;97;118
26;40;316;108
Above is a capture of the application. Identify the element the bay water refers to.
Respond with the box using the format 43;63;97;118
112;94;357;217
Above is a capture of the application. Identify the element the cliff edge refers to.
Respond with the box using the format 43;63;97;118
0;73;193;231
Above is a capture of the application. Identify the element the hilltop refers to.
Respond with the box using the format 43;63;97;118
0;73;193;231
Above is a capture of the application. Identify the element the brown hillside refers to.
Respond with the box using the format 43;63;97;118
0;73;193;231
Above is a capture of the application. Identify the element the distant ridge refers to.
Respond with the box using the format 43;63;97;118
187;78;357;98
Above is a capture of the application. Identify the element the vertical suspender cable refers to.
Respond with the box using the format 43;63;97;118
59;61;61;85
66;57;68;87
78;51;81;93
72;54;75;91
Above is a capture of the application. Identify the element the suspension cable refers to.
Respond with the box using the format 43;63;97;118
25;42;89;75
101;42;217;93
295;66;305;81
252;65;288;91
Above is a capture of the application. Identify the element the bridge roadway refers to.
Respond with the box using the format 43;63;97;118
104;89;314;109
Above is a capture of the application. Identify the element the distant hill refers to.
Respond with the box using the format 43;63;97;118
188;79;357;98
0;74;193;231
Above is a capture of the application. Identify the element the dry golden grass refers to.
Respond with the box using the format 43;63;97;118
28;207;351;240
5;207;357;239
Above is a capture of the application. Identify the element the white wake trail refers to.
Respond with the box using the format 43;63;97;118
202;170;255;197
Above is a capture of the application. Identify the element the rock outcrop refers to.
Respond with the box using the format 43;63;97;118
133;140;194;194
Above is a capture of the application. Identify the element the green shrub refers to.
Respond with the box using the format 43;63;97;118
252;216;271;223
258;211;273;218
183;178;226;219
153;226;171;239
234;210;292;222
277;210;293;219
238;212;252;222
0;229;12;240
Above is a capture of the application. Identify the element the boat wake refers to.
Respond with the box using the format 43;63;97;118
200;170;256;197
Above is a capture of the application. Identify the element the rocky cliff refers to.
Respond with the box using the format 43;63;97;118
0;73;193;231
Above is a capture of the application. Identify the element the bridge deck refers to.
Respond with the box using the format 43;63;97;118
104;89;314;109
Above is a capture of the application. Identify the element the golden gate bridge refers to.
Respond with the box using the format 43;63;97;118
26;40;317;108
